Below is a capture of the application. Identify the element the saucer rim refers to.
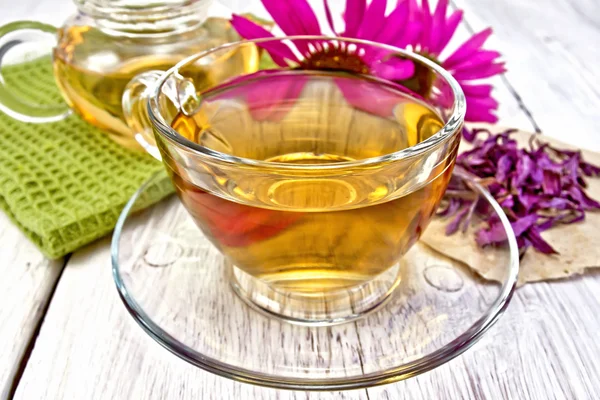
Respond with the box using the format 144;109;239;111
111;171;519;391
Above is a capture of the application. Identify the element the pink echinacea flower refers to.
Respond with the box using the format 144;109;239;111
412;0;505;127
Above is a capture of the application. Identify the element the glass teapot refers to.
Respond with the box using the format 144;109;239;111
0;0;256;149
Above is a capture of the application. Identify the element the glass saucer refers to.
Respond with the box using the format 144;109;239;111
112;171;518;390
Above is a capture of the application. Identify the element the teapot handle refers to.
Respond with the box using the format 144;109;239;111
0;21;71;122
122;70;164;161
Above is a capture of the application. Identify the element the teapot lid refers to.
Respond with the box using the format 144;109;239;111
73;0;214;34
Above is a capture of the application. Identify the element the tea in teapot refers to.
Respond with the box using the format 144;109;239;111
0;0;259;149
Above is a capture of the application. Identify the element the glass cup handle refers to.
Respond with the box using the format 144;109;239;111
0;21;72;122
122;70;164;161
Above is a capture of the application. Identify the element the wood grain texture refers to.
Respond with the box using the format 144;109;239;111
0;212;64;400
445;7;538;135
375;2;600;391
452;0;600;151
12;179;600;400
8;187;507;399
5;0;600;399
0;2;71;398
367;273;600;400
11;237;369;400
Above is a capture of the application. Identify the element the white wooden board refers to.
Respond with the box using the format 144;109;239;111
0;1;72;398
0;212;63;400
3;0;600;399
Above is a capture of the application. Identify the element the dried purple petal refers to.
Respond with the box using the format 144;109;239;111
517;190;538;212
514;154;533;186
495;153;513;182
475;218;507;246
438;197;462;217
442;129;600;255
568;185;600;209
500;195;514;209
462;199;479;233
536;197;575;211
542;170;561;195
446;205;470;235
581;162;600;177
525;227;558;254
510;214;539;236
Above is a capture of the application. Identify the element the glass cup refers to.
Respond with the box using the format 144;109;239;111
123;36;466;325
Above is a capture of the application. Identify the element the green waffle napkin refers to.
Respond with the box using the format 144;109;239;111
0;57;173;259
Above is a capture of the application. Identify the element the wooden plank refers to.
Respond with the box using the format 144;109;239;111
366;274;600;400
0;212;64;400
451;0;600;151
0;1;72;398
367;2;600;398
9;187;506;399
12;223;600;398
12;166;600;400
11;236;368;400
10;1;600;400
366;1;600;398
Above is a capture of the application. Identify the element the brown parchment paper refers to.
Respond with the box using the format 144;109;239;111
421;126;600;285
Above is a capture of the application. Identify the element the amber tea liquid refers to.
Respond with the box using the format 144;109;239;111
52;19;257;148
167;71;455;292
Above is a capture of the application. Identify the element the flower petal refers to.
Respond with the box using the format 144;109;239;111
287;0;322;35
436;9;462;55
372;57;416;80
446;205;470;235
230;15;298;66
343;0;367;37
323;0;337;34
246;74;308;121
428;0;448;55
461;83;493;98
357;0;388;40
514;154;534;187
526;227;558;254
391;0;422;47
335;76;405;117
443;27;493;68
495;153;513;182
510;213;538;236
261;0;322;55
453;62;505;80
397;19;423;48
465;106;498;123
475;220;507;246
447;126;600;256
450;50;502;72
375;0;410;44
467;96;499;111
419;0;433;50
262;0;306;35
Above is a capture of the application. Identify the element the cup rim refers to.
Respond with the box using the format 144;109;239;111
149;35;466;170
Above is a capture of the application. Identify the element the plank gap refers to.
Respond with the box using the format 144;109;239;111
5;255;70;400
449;0;542;133
352;321;371;400
498;76;542;133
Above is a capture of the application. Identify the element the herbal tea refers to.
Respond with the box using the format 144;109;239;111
166;71;455;292
52;19;256;148
54;51;181;143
